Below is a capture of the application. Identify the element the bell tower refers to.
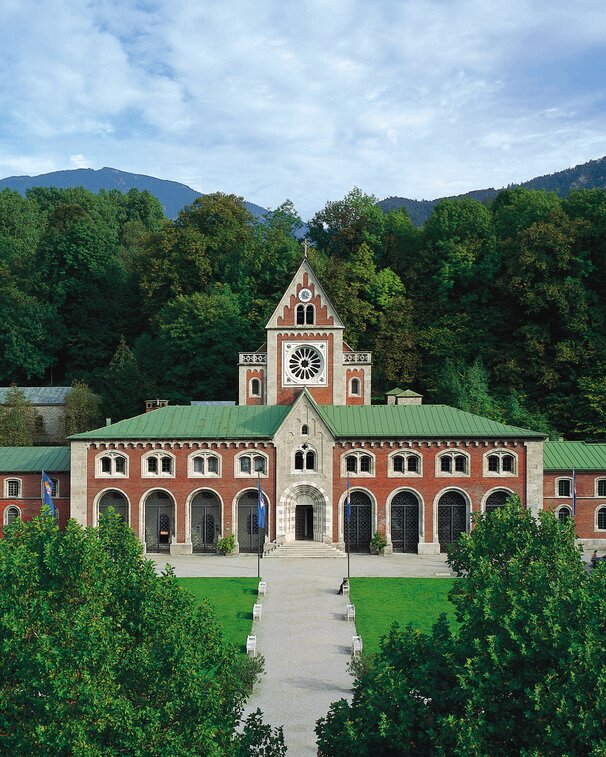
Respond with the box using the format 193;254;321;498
238;257;372;406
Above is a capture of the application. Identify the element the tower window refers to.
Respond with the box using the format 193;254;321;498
350;378;360;396
305;305;314;324
296;305;305;325
250;378;261;397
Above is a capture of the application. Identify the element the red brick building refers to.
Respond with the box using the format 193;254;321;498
4;261;606;553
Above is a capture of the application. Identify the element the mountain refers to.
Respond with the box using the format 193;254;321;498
0;166;269;220
378;156;606;226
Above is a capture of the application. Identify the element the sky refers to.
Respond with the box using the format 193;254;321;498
1;0;605;219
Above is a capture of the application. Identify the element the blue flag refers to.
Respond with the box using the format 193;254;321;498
346;477;351;521
257;475;266;530
572;469;577;516
41;471;55;515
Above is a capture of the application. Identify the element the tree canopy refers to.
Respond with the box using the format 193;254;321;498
316;498;606;756
0;509;284;755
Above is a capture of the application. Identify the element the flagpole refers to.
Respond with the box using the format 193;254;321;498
346;476;351;581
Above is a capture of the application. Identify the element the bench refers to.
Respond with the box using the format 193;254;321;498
346;604;356;621
258;581;267;596
246;635;257;657
253;603;262;620
352;635;363;656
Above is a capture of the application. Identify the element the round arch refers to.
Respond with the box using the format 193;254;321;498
94;488;130;526
482;486;515;514
139;488;176;553
337;486;376;552
387;487;423;553
187;488;223;553
433;487;471;552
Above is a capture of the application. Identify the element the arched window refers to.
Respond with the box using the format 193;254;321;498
296;304;305;325
143;451;175;477
301;424;308;435
485;490;510;513
598;507;606;530
350;378;360;396
306;450;316;470
97;452;128;477
5;479;21;498
305;304;314;324
558;506;572;523
3;505;20;526
390;452;421;476
343;452;374;476
237;452;267;477
250;378;261;397
294;445;316;472
190;453;221;477
438;452;469;476
486;451;516;475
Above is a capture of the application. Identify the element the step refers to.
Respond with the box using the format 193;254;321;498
265;541;346;558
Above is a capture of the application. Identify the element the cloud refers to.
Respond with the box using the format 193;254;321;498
0;0;605;217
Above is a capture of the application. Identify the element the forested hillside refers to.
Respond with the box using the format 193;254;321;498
2;183;606;439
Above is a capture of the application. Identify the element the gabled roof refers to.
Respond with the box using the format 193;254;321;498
0;387;71;405
70;404;291;441
544;441;606;471
265;258;344;329
70;400;544;442
0;446;70;473
385;388;422;397
316;404;545;439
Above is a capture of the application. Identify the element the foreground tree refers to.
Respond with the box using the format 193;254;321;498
0;510;284;756
0;385;37;445
316;499;606;756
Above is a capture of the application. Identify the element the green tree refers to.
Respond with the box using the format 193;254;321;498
101;337;148;422
64;380;103;436
316;498;606;756
0;385;36;445
0;509;284;755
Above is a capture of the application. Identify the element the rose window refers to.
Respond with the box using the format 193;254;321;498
288;346;323;381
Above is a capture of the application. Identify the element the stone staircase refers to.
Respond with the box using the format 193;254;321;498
264;540;346;558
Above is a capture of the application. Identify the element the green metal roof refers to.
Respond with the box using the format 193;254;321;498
0;446;70;473
70;404;291;441
317;404;544;439
544;441;606;471
385;388;406;396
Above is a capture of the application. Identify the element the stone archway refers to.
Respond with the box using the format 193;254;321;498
283;485;327;543
144;490;175;553
98;490;128;523
190;491;221;553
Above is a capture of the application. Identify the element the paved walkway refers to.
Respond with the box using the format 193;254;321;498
151;552;451;754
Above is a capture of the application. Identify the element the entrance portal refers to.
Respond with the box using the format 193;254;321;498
191;491;221;553
343;491;372;552
144;491;174;552
295;505;314;540
237;490;260;553
391;491;419;553
437;491;467;551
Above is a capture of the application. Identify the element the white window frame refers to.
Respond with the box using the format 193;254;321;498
556;504;572;523
349;377;361;397
142;451;176;478
388;451;422;478
3;504;21;525
188;451;222;478
4;478;22;498
341;451;375;477
249;377;261;397
483;450;517;477
95;451;129;478
556;477;572;497
436;450;470;477
595;478;606;497
596;505;606;531
40;477;59;498
235;451;269;478
282;341;328;387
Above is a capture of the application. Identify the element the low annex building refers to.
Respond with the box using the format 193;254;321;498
3;260;606;552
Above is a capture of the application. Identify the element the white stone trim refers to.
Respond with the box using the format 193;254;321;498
95;450;129;478
340;450;376;477
187;450;222;478
386;487;425;546
234;450;269;478
138;487;177;550
282;340;328;387
141;450;176;478
432;486;472;544
555;476;573;497
70;442;88;525
480;486;515;513
483;449;518;477
186;487;225;546
3;477;22;498
435;449;470;477
337;485;377;545
3;503;21;525
387;450;423;478
595;504;606;531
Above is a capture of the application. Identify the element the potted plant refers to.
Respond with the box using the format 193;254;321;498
216;532;236;555
370;530;387;555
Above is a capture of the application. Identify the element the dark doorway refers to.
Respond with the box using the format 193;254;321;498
191;492;221;553
238;491;260;553
144;491;174;553
343;491;372;552
295;505;314;540
437;491;467;551
98;490;128;522
485;490;510;514
391;491;420;553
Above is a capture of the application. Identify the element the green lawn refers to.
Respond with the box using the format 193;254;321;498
349;577;458;655
177;577;259;651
